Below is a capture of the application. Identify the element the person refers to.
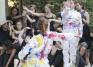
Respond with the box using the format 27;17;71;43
76;42;91;67
48;41;63;67
18;16;75;67
26;4;39;31
18;17;53;67
76;2;92;49
60;0;83;67
11;21;24;41
14;29;33;67
10;21;32;67
0;20;16;67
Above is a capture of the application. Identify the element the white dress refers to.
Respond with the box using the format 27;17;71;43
61;9;83;67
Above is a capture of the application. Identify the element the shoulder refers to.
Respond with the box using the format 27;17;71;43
84;11;89;16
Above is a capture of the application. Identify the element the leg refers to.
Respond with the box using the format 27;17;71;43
62;40;70;67
69;37;79;65
5;48;16;67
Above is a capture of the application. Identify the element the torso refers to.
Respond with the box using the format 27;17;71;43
62;9;81;35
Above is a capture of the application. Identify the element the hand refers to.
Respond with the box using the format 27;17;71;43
23;6;32;13
23;6;28;10
25;27;31;29
51;65;54;67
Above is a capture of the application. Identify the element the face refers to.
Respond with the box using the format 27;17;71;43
76;3;82;11
16;22;22;30
44;6;51;13
2;23;9;31
55;41;62;48
63;1;70;11
12;8;18;16
70;0;75;9
30;7;35;12
64;1;70;8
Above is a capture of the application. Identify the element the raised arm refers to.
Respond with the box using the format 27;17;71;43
23;6;44;17
48;18;61;24
26;15;36;23
46;31;74;41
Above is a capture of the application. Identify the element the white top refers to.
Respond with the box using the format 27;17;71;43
61;9;83;37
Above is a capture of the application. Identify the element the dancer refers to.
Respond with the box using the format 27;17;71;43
61;0;83;67
18;16;75;67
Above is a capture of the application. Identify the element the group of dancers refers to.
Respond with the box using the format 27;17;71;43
0;0;89;67
13;0;83;67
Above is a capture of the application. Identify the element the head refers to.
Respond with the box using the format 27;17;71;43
38;17;48;34
30;4;37;12
76;2;85;11
53;41;62;49
16;21;22;30
1;23;9;31
64;1;70;8
44;5;51;13
11;7;19;16
69;0;76;9
62;1;71;11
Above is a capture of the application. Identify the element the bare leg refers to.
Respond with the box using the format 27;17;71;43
5;48;16;67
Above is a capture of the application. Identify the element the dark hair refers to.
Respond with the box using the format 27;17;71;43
53;41;56;45
11;7;19;15
26;29;33;37
76;2;85;9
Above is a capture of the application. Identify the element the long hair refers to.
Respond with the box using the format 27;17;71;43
11;7;19;16
38;17;48;33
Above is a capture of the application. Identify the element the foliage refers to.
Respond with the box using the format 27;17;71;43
10;0;93;29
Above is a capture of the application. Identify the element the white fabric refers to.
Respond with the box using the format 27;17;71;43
61;9;83;67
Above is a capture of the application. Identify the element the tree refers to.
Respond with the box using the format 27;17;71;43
9;0;93;31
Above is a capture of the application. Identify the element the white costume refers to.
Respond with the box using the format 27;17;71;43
18;31;75;67
61;9;83;67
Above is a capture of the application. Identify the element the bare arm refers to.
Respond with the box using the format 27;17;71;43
26;15;36;23
77;13;83;38
12;10;26;20
48;18;61;24
12;15;23;19
83;12;90;25
23;6;44;17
